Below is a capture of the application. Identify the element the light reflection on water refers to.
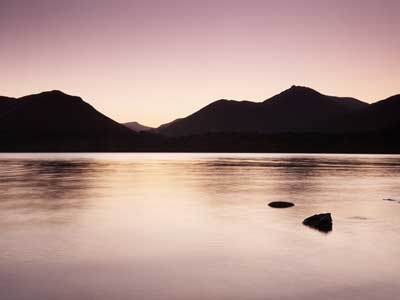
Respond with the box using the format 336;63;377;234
1;153;400;300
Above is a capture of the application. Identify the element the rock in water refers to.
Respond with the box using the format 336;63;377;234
303;213;332;232
268;201;295;208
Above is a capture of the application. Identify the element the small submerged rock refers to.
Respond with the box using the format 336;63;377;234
303;213;332;232
268;201;295;208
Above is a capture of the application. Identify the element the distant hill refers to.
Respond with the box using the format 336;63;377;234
158;86;369;136
0;90;134;138
347;94;400;132
123;121;153;132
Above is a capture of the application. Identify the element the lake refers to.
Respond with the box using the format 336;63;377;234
1;153;400;300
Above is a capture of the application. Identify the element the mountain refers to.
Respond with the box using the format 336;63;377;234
158;86;369;136
0;91;139;142
1;87;399;153
350;94;400;132
0;90;162;151
0;90;134;138
123;121;153;132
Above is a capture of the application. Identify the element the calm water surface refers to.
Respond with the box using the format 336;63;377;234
1;153;400;300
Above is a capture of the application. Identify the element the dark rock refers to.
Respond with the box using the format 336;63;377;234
303;213;332;232
268;201;295;208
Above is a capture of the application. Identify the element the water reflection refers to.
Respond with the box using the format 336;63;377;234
1;153;400;300
0;159;115;228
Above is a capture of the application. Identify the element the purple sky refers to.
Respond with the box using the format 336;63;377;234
1;0;399;126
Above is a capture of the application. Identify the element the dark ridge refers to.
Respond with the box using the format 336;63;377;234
333;94;400;133
1;87;399;153
0;90;135;138
158;85;369;136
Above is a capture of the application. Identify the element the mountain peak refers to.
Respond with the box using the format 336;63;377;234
264;85;323;104
159;86;370;136
285;85;322;95
18;90;84;104
40;90;71;97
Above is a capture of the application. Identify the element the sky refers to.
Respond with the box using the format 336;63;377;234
1;0;399;127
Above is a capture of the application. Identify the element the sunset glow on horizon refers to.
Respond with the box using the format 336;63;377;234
1;0;399;127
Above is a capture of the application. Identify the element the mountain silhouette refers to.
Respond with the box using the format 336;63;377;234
158;86;369;136
0;90;134;138
1;87;399;153
123;121;153;132
342;94;400;133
